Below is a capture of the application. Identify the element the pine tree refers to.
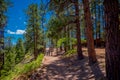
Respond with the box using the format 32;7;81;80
2;37;16;75
104;0;120;80
0;0;9;72
25;4;43;59
49;0;84;60
83;0;97;64
74;0;84;60
15;38;25;64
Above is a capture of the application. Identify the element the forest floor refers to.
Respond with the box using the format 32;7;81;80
29;48;106;80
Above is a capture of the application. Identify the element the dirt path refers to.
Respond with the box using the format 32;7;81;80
30;49;106;80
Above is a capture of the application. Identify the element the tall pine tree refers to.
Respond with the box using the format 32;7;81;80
25;4;43;59
15;38;25;64
83;0;97;64
104;0;120;80
0;0;10;72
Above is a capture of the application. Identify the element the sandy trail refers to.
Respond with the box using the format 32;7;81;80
30;48;106;80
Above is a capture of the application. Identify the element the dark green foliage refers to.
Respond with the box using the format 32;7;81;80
15;38;25;64
63;49;77;57
0;53;44;80
57;37;76;48
1;47;16;76
25;4;44;58
1;38;25;77
0;0;9;27
0;0;10;72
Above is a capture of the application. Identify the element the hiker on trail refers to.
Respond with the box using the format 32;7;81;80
46;46;54;56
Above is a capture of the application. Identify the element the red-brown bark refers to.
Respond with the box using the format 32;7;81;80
83;0;97;64
74;0;84;60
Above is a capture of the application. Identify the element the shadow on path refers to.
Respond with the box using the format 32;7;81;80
29;53;105;80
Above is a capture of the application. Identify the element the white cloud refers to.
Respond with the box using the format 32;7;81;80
7;30;15;34
16;30;26;34
7;29;25;35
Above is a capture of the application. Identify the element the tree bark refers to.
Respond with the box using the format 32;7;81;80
0;53;4;77
98;0;101;40
34;25;37;59
67;25;70;50
83;0;97;64
94;0;97;47
0;28;4;76
104;0;120;80
74;0;84;60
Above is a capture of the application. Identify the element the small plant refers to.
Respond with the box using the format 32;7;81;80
57;37;77;48
0;53;44;80
63;49;77;57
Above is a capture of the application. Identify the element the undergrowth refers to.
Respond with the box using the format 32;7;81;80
63;49;77;57
0;53;44;80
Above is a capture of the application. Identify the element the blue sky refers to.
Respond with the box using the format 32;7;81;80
5;0;50;44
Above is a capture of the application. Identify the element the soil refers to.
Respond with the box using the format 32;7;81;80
29;48;106;80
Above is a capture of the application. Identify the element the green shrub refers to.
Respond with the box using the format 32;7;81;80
63;49;77;57
57;37;77;47
81;39;87;44
2;48;16;76
0;53;44;80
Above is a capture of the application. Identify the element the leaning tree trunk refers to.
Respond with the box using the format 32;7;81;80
104;0;120;80
83;0;97;64
74;0;84;60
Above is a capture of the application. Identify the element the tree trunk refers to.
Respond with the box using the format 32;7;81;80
34;26;37;59
98;0;101;40
0;28;4;76
74;0;84;60
83;0;97;64
0;53;4;77
94;0;97;47
104;0;120;80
